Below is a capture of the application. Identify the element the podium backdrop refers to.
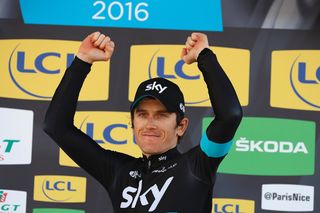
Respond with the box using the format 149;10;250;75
1;0;319;212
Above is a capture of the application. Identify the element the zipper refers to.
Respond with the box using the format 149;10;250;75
148;160;151;170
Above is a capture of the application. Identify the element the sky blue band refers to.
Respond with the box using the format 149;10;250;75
200;133;233;158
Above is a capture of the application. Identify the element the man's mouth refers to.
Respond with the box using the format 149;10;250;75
142;132;160;137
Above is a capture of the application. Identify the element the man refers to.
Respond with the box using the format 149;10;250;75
43;32;242;212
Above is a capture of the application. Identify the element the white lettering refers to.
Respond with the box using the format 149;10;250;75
131;179;143;208
141;177;173;211
279;141;293;153
235;137;249;151
294;142;308;154
235;138;308;154
120;176;174;212
250;140;263;152
120;186;137;208
145;81;167;94
264;141;278;153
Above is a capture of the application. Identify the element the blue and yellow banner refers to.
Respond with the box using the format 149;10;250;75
0;39;110;100
59;111;140;167
129;45;250;107
34;176;87;203
270;50;320;111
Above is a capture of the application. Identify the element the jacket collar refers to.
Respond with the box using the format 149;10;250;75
141;147;180;170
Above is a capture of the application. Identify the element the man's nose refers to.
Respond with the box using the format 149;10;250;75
145;116;157;129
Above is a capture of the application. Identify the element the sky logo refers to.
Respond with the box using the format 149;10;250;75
34;176;86;203
0;40;109;100
129;45;250;107
59;111;141;167
270;50;320;111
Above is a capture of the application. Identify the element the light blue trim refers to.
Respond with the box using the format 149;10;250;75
200;133;233;158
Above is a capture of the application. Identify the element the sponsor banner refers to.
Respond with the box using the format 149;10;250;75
0;108;33;165
59;111;140;167
129;45;249;107
270;50;320;111
19;0;222;31
33;176;86;203
262;184;314;212
202;117;315;175
33;208;84;213
0;189;27;213
0;40;109;100
212;198;255;213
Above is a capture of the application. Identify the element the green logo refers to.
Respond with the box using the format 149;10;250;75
1;139;20;153
202;117;315;175
33;209;84;213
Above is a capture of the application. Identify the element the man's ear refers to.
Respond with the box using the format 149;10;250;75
177;118;189;137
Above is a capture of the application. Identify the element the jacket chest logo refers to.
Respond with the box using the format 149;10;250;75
120;176;174;212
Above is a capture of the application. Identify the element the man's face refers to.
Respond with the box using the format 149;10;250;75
132;98;188;157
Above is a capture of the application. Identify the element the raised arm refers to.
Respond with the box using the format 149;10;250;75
43;32;125;185
181;33;243;158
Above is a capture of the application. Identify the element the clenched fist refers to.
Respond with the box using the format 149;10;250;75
181;33;209;64
77;32;115;64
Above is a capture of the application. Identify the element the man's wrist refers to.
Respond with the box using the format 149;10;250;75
76;52;93;64
197;48;211;61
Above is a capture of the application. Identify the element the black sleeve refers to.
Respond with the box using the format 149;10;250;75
197;48;243;143
43;57;132;187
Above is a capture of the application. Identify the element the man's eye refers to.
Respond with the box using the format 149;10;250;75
159;113;169;117
137;112;147;117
